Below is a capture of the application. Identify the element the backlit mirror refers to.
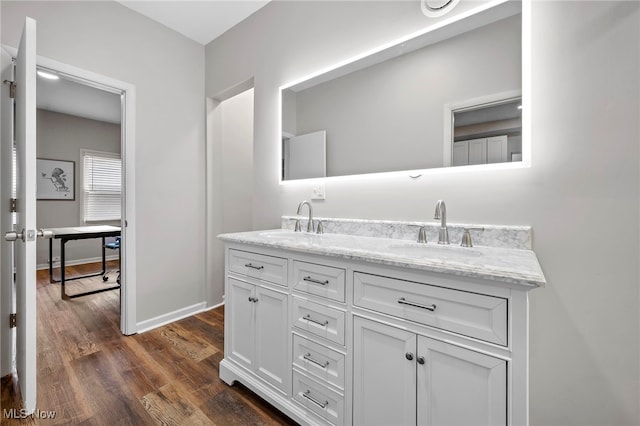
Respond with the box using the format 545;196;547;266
281;0;524;180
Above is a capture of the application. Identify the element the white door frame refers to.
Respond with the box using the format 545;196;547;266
3;46;137;335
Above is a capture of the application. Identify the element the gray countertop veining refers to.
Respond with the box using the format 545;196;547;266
218;229;546;288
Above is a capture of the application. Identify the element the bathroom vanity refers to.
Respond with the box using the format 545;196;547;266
218;218;545;426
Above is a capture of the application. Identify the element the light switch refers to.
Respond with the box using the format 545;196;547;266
311;183;326;200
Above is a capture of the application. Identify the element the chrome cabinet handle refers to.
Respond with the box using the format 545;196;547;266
245;263;264;270
303;314;328;327
303;276;329;286
247;296;258;303
405;352;414;361
303;353;329;369
417;356;425;365
398;297;436;312
302;390;328;409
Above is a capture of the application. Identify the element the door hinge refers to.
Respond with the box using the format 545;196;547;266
10;198;17;213
3;80;16;98
9;313;16;328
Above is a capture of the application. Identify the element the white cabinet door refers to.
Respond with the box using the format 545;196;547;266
254;285;288;392
487;136;508;164
468;138;487;165
353;317;416;426
417;336;507;426
452;141;469;166
227;277;255;370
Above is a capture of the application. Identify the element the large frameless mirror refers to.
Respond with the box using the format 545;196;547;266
281;0;524;181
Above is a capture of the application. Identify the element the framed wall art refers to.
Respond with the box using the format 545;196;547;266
36;158;75;200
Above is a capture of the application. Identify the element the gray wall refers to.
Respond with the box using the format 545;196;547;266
36;109;120;266
293;14;520;176
2;1;206;324
205;1;640;424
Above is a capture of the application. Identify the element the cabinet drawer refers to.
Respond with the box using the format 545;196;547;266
292;298;346;346
353;272;507;345
229;249;287;286
293;334;345;390
293;371;344;426
293;261;346;302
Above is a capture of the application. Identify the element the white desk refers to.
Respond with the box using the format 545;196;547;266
46;225;121;300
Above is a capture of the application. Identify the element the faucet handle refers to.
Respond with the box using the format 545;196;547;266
294;219;302;232
316;221;324;235
460;227;485;247
417;226;427;244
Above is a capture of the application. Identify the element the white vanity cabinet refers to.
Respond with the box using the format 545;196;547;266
225;250;289;394
353;316;506;426
219;237;539;426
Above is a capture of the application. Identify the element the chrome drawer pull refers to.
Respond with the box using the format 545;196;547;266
397;297;437;312
303;276;329;286
303;352;330;368
303;390;329;409
303;314;329;327
244;263;264;270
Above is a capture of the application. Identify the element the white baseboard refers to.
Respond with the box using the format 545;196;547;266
36;255;120;271
204;301;224;311
136;301;207;334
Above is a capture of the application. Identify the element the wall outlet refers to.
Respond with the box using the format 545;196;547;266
311;184;326;200
52;256;60;262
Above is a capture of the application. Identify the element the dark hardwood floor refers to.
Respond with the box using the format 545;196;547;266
1;261;298;425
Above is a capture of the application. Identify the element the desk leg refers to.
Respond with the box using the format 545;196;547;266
101;237;106;275
61;239;68;300
49;238;54;283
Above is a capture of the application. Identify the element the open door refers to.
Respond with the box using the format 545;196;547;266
2;17;39;414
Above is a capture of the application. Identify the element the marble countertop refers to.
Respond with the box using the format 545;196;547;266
218;229;546;288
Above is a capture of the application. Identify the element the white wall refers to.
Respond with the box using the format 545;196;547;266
36;109;120;266
205;1;640;424
2;1;206;324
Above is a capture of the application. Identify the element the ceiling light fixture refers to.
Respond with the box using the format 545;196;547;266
37;70;59;80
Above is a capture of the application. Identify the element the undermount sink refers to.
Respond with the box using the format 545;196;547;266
389;242;484;258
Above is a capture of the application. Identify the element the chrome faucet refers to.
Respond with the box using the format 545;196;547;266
434;200;449;245
296;200;314;233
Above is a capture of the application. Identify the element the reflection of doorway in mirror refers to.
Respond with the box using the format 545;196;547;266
282;130;327;180
446;93;522;167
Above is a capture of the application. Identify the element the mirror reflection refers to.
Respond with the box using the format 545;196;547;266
451;96;522;167
281;0;522;180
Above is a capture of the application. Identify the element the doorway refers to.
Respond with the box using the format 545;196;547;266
206;83;254;309
35;67;123;314
1;51;137;381
31;58;137;336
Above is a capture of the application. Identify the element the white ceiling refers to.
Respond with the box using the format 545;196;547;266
114;0;271;45
37;0;271;124
37;72;122;124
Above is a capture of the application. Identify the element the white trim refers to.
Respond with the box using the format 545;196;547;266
5;48;139;336
204;301;225;311
136;302;207;334
36;255;119;271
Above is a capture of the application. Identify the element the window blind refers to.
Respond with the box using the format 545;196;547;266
82;150;121;222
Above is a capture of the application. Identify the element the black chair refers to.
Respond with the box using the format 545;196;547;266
102;236;121;284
